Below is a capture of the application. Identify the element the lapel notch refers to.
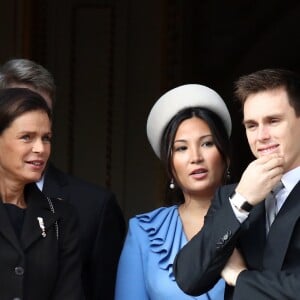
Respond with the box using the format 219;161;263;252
263;182;300;270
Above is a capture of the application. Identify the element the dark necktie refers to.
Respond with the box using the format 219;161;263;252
265;181;284;233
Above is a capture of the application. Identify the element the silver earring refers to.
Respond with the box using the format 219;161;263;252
169;179;175;189
226;169;231;181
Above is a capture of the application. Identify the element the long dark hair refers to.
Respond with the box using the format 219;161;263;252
160;107;231;205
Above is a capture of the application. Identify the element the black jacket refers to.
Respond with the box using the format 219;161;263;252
43;164;126;300
174;183;300;300
0;183;83;300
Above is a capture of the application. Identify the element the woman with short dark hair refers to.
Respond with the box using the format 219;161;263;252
0;88;83;299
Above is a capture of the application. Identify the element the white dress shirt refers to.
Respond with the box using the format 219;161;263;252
230;166;300;223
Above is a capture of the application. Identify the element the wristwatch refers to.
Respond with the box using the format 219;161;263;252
230;191;253;213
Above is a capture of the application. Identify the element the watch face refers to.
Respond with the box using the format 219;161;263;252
241;201;253;212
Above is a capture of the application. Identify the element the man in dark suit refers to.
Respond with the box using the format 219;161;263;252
0;58;126;299
173;69;300;300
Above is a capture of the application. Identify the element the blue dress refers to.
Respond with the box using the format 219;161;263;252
115;205;225;299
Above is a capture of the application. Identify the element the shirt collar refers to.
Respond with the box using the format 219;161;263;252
35;173;45;191
281;166;300;195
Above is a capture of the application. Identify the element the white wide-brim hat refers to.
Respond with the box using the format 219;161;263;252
146;84;232;158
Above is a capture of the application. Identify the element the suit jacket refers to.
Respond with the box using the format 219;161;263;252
0;183;83;300
173;182;300;300
42;163;126;300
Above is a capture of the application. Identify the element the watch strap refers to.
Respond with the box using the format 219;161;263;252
230;191;253;212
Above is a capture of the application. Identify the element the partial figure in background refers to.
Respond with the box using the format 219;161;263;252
115;84;232;299
174;69;300;300
0;58;126;300
0;88;83;299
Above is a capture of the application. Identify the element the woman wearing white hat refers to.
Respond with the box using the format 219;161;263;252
115;84;232;299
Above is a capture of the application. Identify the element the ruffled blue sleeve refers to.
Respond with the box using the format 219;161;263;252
136;206;184;280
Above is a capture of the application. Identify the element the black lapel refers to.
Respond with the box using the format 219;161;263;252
0;201;23;255
42;163;68;201
239;201;266;269
263;181;300;270
20;184;61;250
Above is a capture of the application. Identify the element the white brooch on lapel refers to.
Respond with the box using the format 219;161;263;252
37;217;46;238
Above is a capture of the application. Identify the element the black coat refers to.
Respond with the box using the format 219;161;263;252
174;183;300;300
43;164;126;300
0;183;83;300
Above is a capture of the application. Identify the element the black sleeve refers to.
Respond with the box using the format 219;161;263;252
173;185;241;296
232;269;300;300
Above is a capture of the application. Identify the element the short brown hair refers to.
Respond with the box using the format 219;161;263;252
234;69;300;116
0;88;52;135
